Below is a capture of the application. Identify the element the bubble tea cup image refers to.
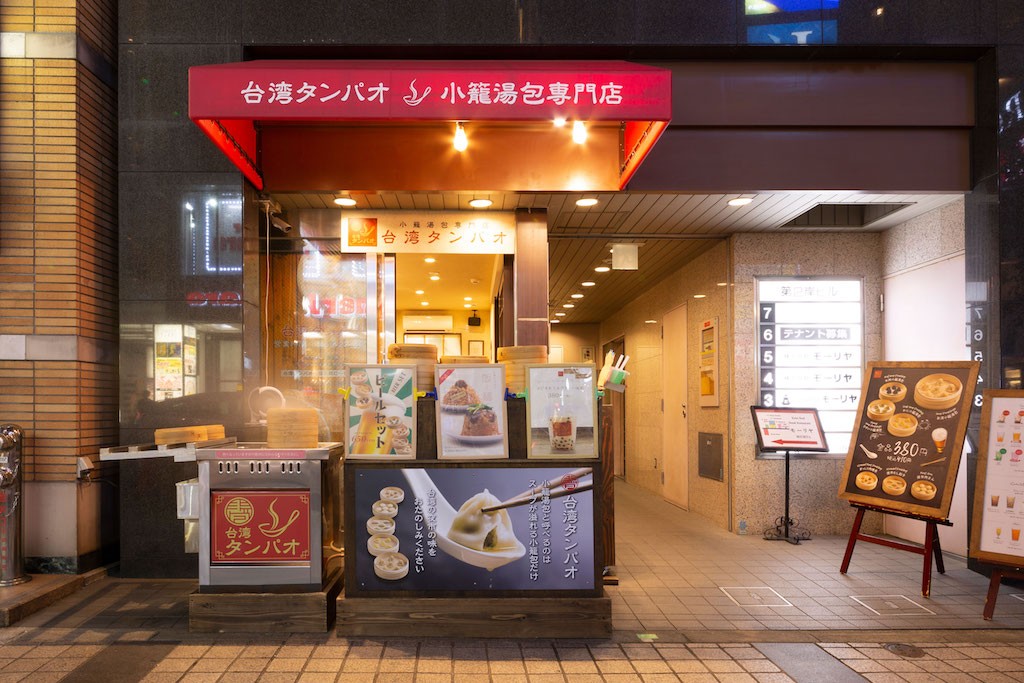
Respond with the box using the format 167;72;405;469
549;414;577;450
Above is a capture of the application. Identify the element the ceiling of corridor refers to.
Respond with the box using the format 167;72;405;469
273;190;963;325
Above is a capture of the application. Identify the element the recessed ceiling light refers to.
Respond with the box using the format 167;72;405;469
334;195;357;207
562;303;575;308
553;116;567;128
717;282;729;287
453;121;468;152
571;293;584;299
420;301;430;306
581;281;596;287
464;296;472;301
576;197;599;207
594;266;610;273
415;289;424;295
644;319;658;324
572;120;587;144
550;319;560;323
468;198;492;209
728;197;753;207
424;257;436;264
429;274;440;281
464;303;472;308
693;294;707;299
555;312;566;317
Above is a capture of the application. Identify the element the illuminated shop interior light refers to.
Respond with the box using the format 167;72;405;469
582;281;596;287
555;312;566;317
464;296;472;301
415;289;424;295
468;197;492;208
576;197;599;207
550;319;560;323
562;303;575;308
571;293;584;299
645;319;658;324
693;294;707;299
429;273;440;281
572;120;587;144
453;122;468;152
420;301;430;306
424;257;436;263
594;265;611;273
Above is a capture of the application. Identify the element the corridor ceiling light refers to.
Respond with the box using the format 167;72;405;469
429;272;440;281
550;319;560;323
582;281;596;287
555;312;566;317
572;120;588;144
415;289;424;295
571;293;584;299
424;257;436;263
333;194;357;207
717;281;729;287
576;197;599;207
562;303;575;308
468;197;492;208
464;303;472;308
553;116;567;128
645;319;658;324
464;296;472;301
728;196;753;207
693;294;707;299
453;122;468;152
594;265;611;273
420;301;430;306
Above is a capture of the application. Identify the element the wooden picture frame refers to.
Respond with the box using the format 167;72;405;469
345;365;417;460
525;363;599;459
435;364;509;460
838;360;979;519
970;389;1024;566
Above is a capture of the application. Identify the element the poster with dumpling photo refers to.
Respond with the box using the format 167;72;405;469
345;365;416;460
346;464;599;594
435;364;508;460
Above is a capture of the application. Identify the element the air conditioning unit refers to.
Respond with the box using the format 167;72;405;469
402;315;454;331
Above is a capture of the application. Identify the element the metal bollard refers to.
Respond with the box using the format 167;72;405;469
0;425;29;586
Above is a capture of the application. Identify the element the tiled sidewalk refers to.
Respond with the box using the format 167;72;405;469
0;478;1023;681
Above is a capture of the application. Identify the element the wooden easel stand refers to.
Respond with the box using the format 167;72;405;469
840;503;950;597
983;564;1024;620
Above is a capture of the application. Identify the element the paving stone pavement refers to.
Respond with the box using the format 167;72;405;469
1;479;1022;682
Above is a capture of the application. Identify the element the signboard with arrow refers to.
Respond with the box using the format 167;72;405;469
751;407;829;453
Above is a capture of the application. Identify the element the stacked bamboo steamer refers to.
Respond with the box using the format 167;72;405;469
497;345;548;393
266;407;319;448
387;343;438;393
440;355;490;364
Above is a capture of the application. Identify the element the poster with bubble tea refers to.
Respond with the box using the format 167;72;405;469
971;390;1024;566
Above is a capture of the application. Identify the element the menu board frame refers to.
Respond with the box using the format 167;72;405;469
970;389;1024;567
525;363;599;460
435;364;509;460
838;360;979;519
345;365;417;460
344;461;602;598
751;407;829;453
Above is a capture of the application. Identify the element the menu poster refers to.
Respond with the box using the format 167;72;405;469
751;407;828;453
970;390;1024;566
525;364;598;459
345;365;416;460
435;364;509;460
838;361;979;519
346;463;599;596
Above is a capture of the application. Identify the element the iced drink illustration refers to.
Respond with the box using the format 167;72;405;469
992;495;1000;507
1013;526;1021;542
549;415;577;450
1009;495;1017;509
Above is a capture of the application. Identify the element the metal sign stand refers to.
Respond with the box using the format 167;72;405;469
763;450;811;544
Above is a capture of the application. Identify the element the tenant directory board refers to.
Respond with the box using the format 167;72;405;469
756;278;863;456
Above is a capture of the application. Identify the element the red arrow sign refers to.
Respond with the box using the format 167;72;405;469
771;439;819;445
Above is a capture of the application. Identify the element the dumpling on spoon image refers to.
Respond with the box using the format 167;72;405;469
448;490;519;552
402;469;526;571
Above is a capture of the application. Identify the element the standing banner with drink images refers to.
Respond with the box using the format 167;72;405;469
525;364;598;459
345;365;416;460
970;390;1024;566
838;361;979;519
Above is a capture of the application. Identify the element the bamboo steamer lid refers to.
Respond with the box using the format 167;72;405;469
387;343;438;360
497;345;547;362
195;424;225;439
440;355;490;364
155;426;208;445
